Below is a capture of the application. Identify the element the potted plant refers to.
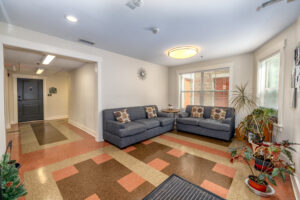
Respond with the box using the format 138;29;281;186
0;141;27;200
229;141;296;194
231;84;276;144
230;83;257;141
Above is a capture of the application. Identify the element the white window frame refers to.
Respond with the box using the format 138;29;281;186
257;51;280;110
179;67;231;109
255;40;286;127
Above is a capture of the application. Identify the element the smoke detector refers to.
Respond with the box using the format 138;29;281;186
151;27;159;34
126;0;144;10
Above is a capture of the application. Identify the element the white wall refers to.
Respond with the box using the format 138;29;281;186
168;53;254;125
101;53;168;109
69;63;98;136
254;19;300;196
44;72;70;120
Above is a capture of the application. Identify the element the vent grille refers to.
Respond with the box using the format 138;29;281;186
78;39;95;45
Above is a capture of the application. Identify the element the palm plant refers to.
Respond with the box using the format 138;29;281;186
231;83;256;113
231;83;257;140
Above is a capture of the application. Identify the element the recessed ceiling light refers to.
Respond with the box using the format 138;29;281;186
65;15;78;23
36;68;44;75
167;46;199;59
42;55;56;65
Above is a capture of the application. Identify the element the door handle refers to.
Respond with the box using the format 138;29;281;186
18;96;22;101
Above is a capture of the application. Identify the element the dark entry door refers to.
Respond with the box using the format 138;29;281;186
17;78;44;122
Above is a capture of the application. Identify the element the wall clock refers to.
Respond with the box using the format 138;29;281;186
138;68;147;80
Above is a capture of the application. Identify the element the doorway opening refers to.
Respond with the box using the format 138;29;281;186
3;45;99;146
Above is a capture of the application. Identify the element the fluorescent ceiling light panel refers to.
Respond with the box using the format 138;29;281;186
36;68;44;75
42;55;55;65
167;46;199;59
65;15;78;23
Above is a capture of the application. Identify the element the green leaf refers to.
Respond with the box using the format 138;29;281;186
258;174;266;181
282;149;293;162
279;169;286;182
267;175;277;186
271;168;279;177
229;148;237;157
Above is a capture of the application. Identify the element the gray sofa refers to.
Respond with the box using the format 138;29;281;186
103;105;175;148
176;105;235;141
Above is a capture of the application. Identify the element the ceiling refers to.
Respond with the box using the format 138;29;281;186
4;47;86;76
1;0;300;67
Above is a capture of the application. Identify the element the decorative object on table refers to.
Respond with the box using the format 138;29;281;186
229;140;298;196
168;104;173;110
137;68;147;80
0;141;27;200
143;174;225;200
48;87;57;96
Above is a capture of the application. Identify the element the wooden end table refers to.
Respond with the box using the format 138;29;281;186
161;109;180;119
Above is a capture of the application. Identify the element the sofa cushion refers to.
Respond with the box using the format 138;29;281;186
145;106;158;119
198;119;230;131
135;119;160;129
155;117;175;126
210;108;227;120
191;106;204;118
176;118;201;126
113;109;131;123
113;122;146;137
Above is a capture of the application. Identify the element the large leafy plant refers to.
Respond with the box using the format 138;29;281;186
230;141;296;186
231;83;276;143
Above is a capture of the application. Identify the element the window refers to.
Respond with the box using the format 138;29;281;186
257;53;280;110
180;68;230;109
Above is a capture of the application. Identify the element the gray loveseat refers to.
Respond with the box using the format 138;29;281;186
103;105;175;148
176;105;235;141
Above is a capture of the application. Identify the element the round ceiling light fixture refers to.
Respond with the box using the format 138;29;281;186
167;46;199;59
65;15;78;23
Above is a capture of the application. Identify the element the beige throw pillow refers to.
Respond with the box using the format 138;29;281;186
210;108;226;120
145;106;157;118
113;109;131;123
191;106;204;118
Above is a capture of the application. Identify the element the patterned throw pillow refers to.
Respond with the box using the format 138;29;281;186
210;108;226;120
113;109;131;123
191;106;204;118
145;106;157;118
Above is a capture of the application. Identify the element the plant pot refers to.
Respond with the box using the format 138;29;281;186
248;175;268;192
254;156;273;173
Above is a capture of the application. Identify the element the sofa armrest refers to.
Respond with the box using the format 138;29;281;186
178;112;189;118
222;118;232;124
157;112;173;118
222;117;235;138
105;120;126;133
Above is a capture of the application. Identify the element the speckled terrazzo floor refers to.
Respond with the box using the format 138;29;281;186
6;120;296;200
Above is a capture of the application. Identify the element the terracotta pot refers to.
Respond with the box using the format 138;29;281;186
254;156;273;173
248;175;268;192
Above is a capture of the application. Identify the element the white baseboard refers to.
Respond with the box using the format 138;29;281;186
45;115;69;121
68;119;96;138
6;123;11;129
291;175;300;200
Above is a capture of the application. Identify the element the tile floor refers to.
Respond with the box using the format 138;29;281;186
5;120;296;200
